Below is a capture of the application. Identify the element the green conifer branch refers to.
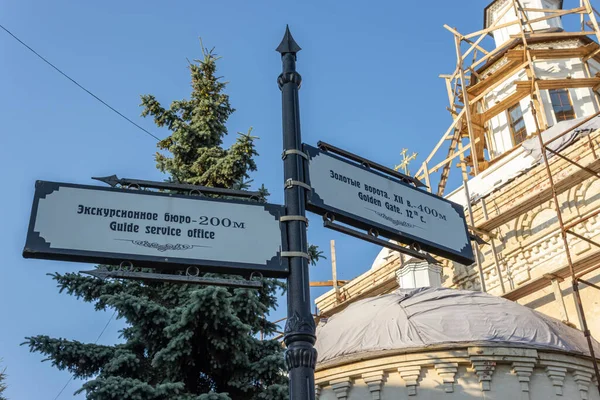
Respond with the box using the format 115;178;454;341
0;359;7;400
23;336;123;378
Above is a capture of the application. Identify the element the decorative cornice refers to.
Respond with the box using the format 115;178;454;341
331;377;352;400
485;0;511;29
472;360;497;391
362;372;384;400
482;57;510;80
573;370;593;400
528;38;584;50
434;362;458;393
546;366;567;395
315;347;598;399
451;205;600;292
398;365;421;396
512;361;536;394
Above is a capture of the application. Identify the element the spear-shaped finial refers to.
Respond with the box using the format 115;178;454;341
92;174;121;187
80;267;112;280
276;25;301;55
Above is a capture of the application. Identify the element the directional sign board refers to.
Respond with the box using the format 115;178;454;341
304;145;474;265
23;181;288;277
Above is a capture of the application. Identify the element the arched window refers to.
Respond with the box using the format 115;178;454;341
549;88;575;122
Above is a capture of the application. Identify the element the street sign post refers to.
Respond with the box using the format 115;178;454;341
276;26;317;400
304;144;475;265
23;181;288;277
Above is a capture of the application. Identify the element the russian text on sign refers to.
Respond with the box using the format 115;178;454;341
304;144;474;265
23;181;288;277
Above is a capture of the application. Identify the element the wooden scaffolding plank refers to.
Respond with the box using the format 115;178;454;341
510;31;593;40
437;128;462;195
468;57;527;98
480;87;530;121
314;255;401;315
531;42;599;60
454;34;481;175
310;280;349;287
529;77;600;90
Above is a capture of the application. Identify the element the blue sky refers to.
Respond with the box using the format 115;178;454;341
1;0;491;398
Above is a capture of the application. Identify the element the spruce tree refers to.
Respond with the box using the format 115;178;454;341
25;46;289;400
0;359;7;400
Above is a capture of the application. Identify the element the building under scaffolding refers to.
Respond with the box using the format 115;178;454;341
314;0;600;395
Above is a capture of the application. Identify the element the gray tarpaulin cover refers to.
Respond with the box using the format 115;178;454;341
446;115;600;205
522;116;600;162
315;287;600;364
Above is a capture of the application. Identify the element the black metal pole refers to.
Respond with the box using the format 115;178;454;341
277;26;316;400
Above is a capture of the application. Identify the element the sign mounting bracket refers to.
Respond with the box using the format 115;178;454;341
282;149;309;160
80;266;264;289
284;179;311;191
322;218;439;265
92;174;264;201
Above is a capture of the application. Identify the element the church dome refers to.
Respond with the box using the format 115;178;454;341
315;287;600;366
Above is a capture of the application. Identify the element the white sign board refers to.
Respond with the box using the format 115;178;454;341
23;181;288;277
304;145;474;265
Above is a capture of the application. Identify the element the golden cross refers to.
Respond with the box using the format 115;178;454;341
394;148;418;176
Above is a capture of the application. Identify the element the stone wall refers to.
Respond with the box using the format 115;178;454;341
316;347;599;400
443;129;600;338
